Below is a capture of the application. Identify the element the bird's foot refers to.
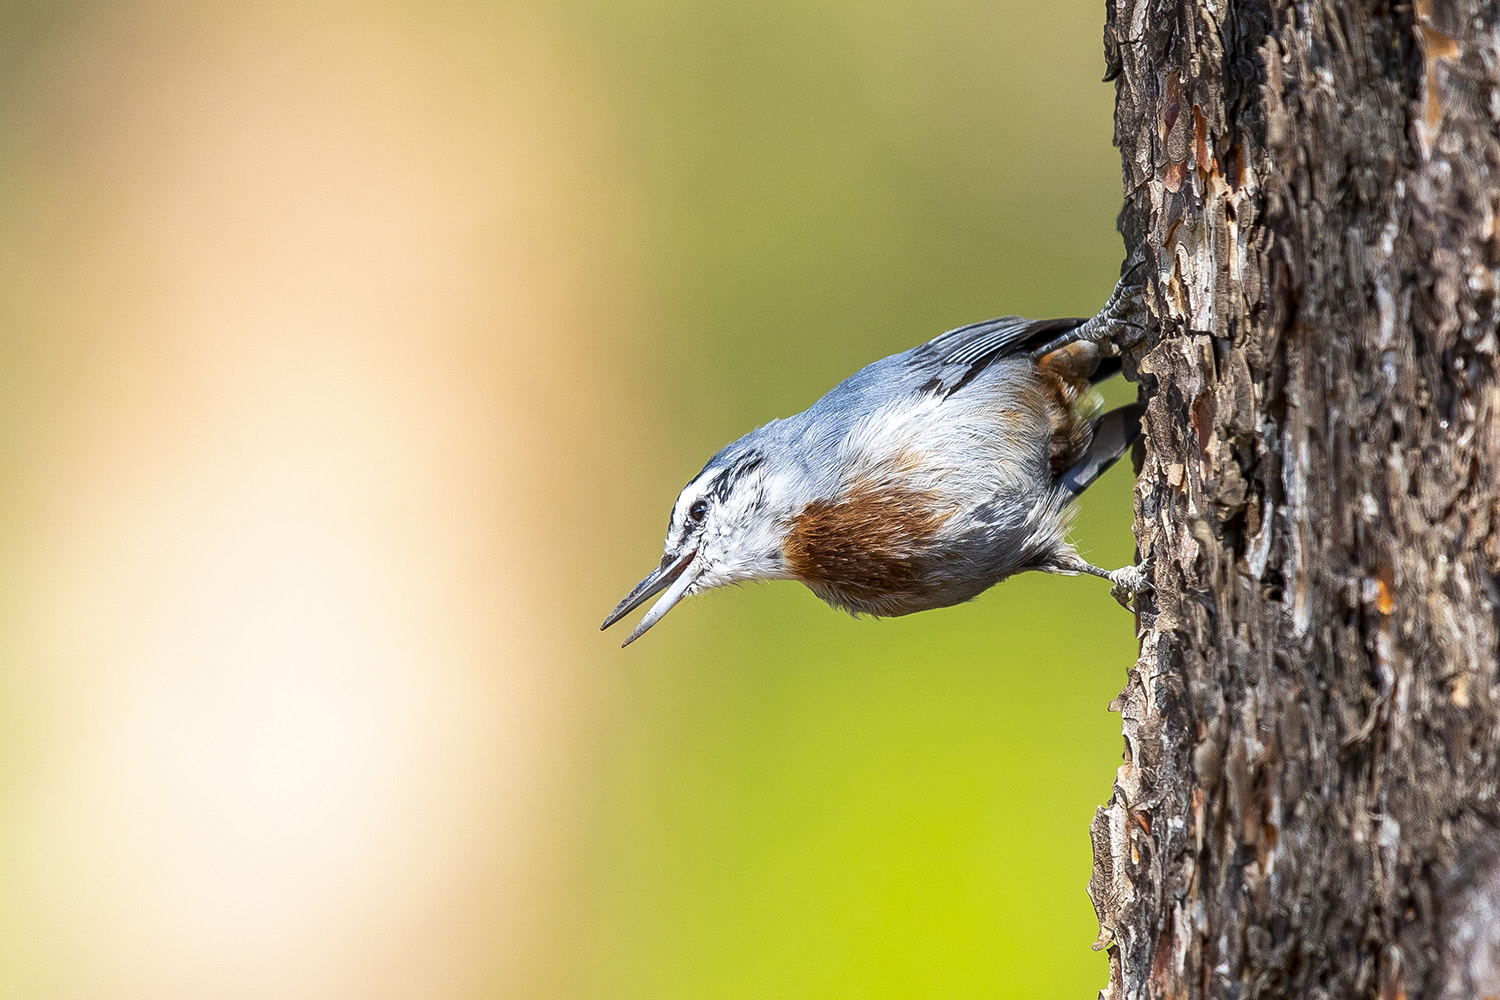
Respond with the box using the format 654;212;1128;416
1106;561;1153;609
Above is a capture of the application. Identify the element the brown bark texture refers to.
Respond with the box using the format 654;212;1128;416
1088;1;1500;998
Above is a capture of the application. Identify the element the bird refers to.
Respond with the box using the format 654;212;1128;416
602;279;1150;647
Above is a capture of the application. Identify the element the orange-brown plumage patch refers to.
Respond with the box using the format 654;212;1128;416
783;479;953;613
1035;342;1100;477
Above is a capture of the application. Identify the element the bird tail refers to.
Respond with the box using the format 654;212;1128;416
1057;401;1145;498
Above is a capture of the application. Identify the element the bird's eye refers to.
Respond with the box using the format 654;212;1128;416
688;499;709;523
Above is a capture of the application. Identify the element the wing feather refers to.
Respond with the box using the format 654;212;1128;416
911;316;1086;398
923;316;1084;364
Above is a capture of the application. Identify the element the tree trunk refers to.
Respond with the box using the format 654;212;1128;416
1087;2;1500;998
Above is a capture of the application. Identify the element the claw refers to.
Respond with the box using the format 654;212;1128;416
1106;561;1153;609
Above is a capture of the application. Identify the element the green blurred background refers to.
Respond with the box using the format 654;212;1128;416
0;1;1135;997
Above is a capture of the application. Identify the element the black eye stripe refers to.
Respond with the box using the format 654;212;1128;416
682;451;763;525
707;454;763;502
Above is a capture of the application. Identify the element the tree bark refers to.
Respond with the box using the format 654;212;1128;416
1087;2;1500;998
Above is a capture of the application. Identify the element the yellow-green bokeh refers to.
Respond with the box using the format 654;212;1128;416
564;2;1132;994
0;1;1134;997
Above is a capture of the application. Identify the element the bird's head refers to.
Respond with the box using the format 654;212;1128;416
602;443;799;646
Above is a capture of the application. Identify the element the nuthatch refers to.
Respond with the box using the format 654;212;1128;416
603;276;1150;646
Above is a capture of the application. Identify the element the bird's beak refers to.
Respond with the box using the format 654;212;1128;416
601;549;698;647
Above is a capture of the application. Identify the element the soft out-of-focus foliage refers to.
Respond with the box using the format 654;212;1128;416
0;1;1132;997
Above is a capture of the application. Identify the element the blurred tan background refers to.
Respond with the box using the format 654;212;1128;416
0;1;1135;997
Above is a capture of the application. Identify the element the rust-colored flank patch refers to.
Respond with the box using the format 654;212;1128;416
1034;342;1097;475
783;479;952;613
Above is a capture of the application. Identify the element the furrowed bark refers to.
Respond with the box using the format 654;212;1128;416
1088;1;1500;998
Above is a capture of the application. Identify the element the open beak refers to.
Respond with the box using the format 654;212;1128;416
601;549;698;647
